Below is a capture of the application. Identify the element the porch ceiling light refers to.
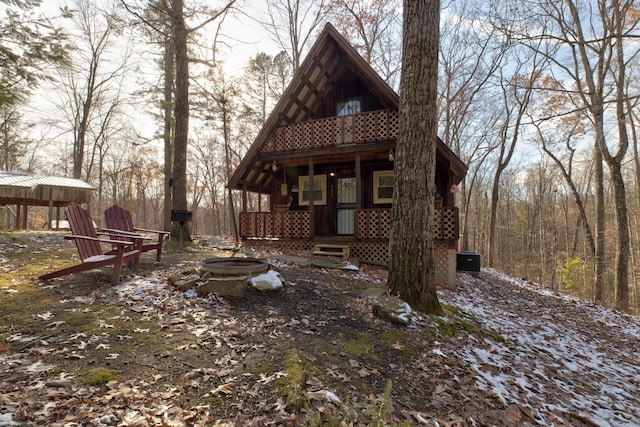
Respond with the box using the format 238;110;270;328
388;149;394;161
272;160;278;172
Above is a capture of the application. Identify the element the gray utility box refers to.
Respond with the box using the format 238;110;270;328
457;251;481;273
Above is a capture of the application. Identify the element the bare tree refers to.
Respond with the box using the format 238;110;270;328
121;0;236;241
262;0;326;72
487;51;543;267
53;0;130;181
243;51;291;126
512;0;639;310
323;0;402;86
438;0;508;252
387;0;441;313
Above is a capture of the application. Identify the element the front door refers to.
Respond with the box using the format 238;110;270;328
337;177;356;235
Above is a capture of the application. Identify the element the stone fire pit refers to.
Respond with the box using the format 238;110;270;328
169;257;281;298
201;257;269;276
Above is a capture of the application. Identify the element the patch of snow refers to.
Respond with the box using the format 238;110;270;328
0;413;21;426
439;268;640;426
249;270;284;291
432;348;446;357
342;263;360;271
395;301;412;323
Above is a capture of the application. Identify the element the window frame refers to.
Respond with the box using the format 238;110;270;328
373;170;394;204
336;98;362;116
298;174;327;206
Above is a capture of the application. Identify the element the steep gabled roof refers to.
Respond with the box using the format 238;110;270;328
229;23;467;192
229;23;400;192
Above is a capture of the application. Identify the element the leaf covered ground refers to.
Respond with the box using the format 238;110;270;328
1;231;639;426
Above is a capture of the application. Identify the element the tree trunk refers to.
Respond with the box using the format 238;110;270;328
163;33;173;232
488;169;501;267
611;165;630;310
170;0;191;242
386;0;441;314
594;142;606;303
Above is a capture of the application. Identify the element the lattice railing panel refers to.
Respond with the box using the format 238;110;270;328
260;109;398;153
355;208;458;241
355;209;391;239
388;111;399;140
242;208;456;242
434;207;459;240
350;241;389;264
240;212;311;238
434;242;449;285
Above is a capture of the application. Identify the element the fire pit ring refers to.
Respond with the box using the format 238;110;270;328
201;257;269;276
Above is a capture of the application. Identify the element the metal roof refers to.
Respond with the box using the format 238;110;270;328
0;171;93;207
0;171;93;190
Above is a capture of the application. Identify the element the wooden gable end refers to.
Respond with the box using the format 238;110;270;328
229;24;400;193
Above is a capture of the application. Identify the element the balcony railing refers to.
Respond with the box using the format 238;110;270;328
239;207;459;241
260;109;399;153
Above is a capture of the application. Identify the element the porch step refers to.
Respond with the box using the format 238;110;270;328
313;244;350;259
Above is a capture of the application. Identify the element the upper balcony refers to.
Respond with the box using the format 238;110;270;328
260;109;399;153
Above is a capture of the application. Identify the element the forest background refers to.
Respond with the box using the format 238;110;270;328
2;0;640;314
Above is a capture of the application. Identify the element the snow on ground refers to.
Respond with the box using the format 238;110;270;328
100;264;640;426
439;268;640;427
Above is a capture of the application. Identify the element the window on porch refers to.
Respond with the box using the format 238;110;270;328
373;170;394;204
298;174;327;206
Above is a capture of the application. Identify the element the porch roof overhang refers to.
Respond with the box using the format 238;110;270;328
235;142;395;194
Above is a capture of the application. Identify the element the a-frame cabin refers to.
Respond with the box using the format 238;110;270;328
228;23;467;285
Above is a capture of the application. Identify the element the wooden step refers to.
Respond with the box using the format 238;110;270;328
313;244;350;259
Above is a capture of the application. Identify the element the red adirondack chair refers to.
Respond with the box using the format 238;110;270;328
103;204;169;262
39;204;142;285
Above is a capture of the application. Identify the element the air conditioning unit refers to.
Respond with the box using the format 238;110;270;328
456;251;481;273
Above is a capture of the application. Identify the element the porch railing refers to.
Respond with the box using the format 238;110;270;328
260;109;399;153
239;207;459;241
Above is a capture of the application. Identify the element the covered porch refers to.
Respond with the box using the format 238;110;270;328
239;207;459;242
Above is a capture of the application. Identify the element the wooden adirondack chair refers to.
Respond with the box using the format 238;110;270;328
39;204;142;285
104;204;169;262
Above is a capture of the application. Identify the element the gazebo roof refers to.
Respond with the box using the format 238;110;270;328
0;171;93;207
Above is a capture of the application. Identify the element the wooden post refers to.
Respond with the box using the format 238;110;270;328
355;152;361;238
309;157;315;239
242;184;247;213
22;201;28;229
56;206;61;230
48;188;54;230
15;203;20;229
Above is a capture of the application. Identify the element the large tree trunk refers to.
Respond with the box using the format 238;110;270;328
611;2;630;311
594;136;606;303
611;165;630;310
163;33;173;232
170;0;191;242
386;0;441;314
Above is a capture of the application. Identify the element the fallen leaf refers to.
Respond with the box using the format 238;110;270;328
210;382;234;396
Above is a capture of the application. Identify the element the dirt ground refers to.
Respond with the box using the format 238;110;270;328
1;231;635;426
